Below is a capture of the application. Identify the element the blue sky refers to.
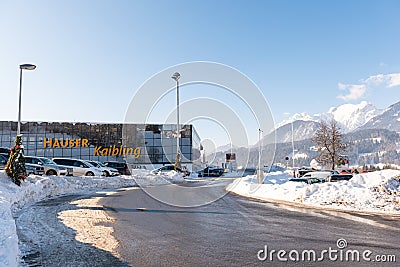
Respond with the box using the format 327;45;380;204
1;0;399;146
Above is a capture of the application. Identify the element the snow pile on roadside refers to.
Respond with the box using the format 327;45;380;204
133;170;186;186
0;190;17;267
227;170;400;214
228;171;308;201
0;170;185;267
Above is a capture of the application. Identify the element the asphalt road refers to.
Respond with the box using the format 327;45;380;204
100;179;400;266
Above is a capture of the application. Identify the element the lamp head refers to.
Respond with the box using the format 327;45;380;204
171;72;180;81
20;64;36;70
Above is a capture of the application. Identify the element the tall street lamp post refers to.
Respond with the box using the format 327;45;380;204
171;72;181;169
5;63;36;186
18;64;36;135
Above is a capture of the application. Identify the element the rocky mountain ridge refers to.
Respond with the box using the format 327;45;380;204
211;100;400;167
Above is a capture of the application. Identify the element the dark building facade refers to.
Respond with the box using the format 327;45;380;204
0;121;201;171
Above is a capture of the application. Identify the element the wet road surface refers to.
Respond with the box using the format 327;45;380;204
100;179;400;266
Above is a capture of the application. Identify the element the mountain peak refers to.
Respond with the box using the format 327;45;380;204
275;112;315;129
277;101;381;133
358;100;400;131
324;101;380;131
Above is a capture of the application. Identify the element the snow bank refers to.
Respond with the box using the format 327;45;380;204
0;170;185;267
227;170;400;213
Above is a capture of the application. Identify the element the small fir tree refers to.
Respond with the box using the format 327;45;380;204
5;135;27;186
174;152;182;170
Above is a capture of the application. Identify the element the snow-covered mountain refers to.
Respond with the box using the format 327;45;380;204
266;120;319;144
275;112;317;129
357;101;400;132
277;101;382;134
211;101;400;167
323;101;382;132
213;143;240;153
217;101;399;156
273;101;385;141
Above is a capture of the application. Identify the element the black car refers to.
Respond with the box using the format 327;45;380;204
0;154;7;169
198;166;224;177
240;167;257;177
0;147;10;157
289;177;325;184
103;161;131;175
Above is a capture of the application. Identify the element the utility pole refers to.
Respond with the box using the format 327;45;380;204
291;121;295;168
257;128;264;184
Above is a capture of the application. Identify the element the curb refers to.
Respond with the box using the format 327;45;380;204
227;190;400;218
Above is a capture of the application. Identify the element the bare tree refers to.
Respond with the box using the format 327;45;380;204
311;119;348;170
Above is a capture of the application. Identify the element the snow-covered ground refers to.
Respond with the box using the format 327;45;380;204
0;170;185;267
227;169;400;214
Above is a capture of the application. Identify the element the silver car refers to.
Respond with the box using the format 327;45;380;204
25;163;45;176
25;156;72;176
0;154;44;176
86;160;119;177
52;158;104;177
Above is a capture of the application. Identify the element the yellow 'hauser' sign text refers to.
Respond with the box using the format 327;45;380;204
44;138;88;148
43;138;141;158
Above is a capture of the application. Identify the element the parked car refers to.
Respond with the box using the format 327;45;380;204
290;170;353;184
132;165;147;170
103;161;131;175
0;152;10;160
296;167;317;177
303;170;353;182
151;164;189;177
1;152;45;176
86;160;119;177
198;166;224;177
289;172;331;184
25;156;72;176
0;154;7;169
299;171;331;183
52;158;103;176
289;176;326;184
330;173;353;182
0;147;10;156
25;163;45;176
240;167;257;177
264;165;286;173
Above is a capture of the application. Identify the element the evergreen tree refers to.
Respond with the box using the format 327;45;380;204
5;135;27;186
174;152;182;170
